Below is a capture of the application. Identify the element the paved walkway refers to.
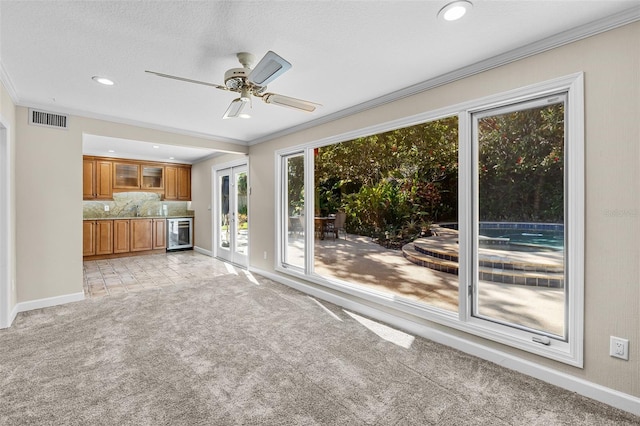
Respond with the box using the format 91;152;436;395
301;234;565;336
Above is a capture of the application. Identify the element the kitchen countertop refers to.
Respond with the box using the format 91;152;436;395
83;215;194;220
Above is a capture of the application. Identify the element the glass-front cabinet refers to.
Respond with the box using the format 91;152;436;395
113;163;141;189
142;165;164;189
113;163;164;190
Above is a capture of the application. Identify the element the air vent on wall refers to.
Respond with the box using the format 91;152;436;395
28;109;68;129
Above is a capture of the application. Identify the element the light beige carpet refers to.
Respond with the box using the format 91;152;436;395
1;271;637;425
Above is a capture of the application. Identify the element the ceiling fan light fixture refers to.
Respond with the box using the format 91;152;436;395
240;87;251;102
248;51;292;86
92;76;115;86
438;1;472;21
223;97;249;119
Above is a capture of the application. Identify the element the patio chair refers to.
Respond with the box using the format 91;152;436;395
289;216;304;237
333;211;347;239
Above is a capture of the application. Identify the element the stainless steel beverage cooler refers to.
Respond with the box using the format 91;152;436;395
167;218;193;251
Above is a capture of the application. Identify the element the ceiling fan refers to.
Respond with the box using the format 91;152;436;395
146;51;319;119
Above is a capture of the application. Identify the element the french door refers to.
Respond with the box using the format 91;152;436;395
215;165;248;267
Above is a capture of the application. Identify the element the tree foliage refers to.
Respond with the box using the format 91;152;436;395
478;102;564;222
309;101;565;240
315;116;459;236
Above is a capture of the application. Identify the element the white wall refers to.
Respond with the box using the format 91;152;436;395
247;22;640;397
0;81;17;325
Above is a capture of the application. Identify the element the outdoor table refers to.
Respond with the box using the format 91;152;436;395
314;217;335;240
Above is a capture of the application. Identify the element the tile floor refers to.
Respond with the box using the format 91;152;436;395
83;251;231;298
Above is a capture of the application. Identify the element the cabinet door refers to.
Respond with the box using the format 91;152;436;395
95;220;113;255
83;221;96;256
95;161;113;199
153;219;166;249
113;163;140;189
177;167;191;200
113;220;130;253
130;219;153;251
142;165;164;189
164;166;178;200
83;160;96;200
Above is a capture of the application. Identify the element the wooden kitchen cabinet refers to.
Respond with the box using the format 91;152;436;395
164;166;178;200
84;156;190;200
142;165;164;190
177;166;191;200
153;219;166;249
165;165;191;201
84;218;167;259
95;220;113;255
83;158;113;200
113;220;130;253
130;219;153;252
113;163;141;189
83;220;96;256
83;220;113;256
114;162;165;191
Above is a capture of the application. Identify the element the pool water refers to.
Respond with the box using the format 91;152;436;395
479;229;564;250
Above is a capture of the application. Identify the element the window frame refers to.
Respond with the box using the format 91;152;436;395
275;73;584;366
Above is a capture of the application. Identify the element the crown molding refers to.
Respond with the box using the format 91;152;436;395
0;60;19;104
248;6;640;146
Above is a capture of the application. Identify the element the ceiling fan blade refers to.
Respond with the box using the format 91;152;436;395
262;93;320;113
222;98;249;119
247;51;292;86
145;70;228;91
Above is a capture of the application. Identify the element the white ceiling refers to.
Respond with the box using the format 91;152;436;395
1;1;639;161
82;134;220;164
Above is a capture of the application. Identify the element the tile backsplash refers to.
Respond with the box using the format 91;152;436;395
84;192;191;218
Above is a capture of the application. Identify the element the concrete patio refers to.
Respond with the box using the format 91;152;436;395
286;233;565;336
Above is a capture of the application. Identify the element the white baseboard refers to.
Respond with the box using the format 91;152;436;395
8;302;18;326
0;302;19;329
16;292;85;314
193;246;213;257
250;267;640;417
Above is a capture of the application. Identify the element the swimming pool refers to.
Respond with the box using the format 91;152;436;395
479;229;564;250
479;224;564;251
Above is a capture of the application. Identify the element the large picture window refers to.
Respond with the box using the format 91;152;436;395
313;116;459;312
277;73;584;365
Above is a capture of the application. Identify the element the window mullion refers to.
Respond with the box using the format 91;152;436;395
304;148;315;275
458;111;472;322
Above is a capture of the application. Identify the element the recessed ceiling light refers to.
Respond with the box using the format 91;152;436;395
169;157;175;160
108;149;115;153
92;76;115;86
239;113;251;119
438;1;472;21
153;145;159;149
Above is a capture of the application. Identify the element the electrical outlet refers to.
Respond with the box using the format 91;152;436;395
104;205;109;212
263;251;267;260
610;336;629;360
